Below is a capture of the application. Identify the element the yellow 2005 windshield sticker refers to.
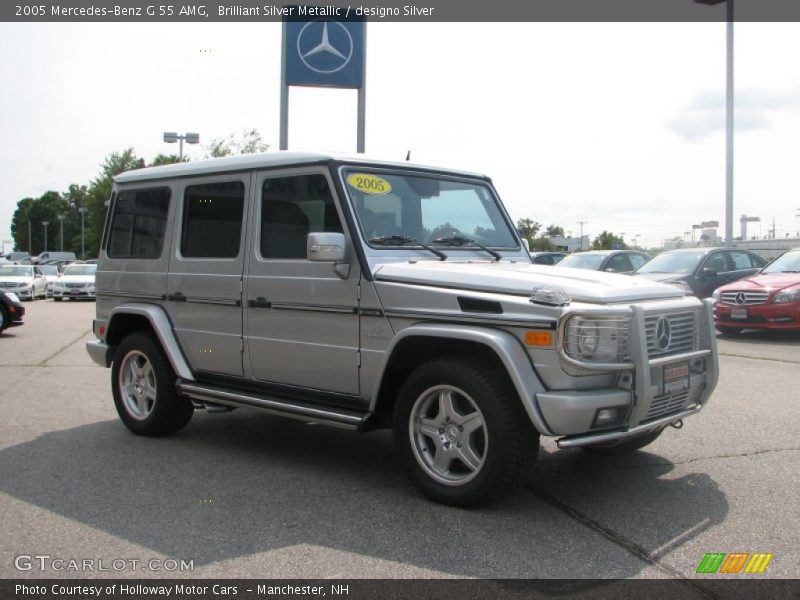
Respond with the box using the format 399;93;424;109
347;173;392;195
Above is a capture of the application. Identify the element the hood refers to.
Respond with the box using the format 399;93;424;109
719;272;800;292
631;272;685;284
373;261;685;304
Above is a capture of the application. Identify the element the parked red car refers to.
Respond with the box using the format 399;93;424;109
713;248;800;334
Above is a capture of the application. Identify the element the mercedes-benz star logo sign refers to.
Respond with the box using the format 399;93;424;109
297;19;353;74
735;292;747;305
655;316;672;351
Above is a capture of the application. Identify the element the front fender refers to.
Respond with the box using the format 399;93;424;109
372;323;553;435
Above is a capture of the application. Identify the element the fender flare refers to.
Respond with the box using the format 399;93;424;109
371;323;553;435
107;303;194;381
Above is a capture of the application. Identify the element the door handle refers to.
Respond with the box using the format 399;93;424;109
167;292;187;302
248;297;271;309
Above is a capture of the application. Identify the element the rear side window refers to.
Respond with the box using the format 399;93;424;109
181;181;245;258
730;251;760;270
107;188;171;259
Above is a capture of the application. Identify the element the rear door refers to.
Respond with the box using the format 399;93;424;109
165;174;249;377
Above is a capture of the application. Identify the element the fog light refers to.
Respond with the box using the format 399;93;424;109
591;407;624;429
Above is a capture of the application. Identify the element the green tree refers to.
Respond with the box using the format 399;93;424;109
10;191;72;255
591;230;627;250
545;225;565;237
205;129;269;158
149;153;185;167
516;218;541;241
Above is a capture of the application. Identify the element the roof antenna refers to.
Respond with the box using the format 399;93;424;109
405;150;411;162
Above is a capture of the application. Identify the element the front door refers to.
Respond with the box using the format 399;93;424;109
165;174;249;376
244;168;360;396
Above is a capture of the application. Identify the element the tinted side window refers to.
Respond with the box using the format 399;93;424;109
704;252;728;273
261;174;342;259
107;188;171;259
605;254;632;272
181;181;245;258
630;254;647;269
730;251;757;270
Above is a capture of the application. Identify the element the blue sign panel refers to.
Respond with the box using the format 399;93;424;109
284;15;365;89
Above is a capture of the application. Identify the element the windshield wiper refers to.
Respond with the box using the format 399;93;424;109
431;236;502;262
369;235;448;261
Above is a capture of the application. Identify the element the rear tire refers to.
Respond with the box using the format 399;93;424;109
393;356;539;507
111;332;193;436
581;428;664;454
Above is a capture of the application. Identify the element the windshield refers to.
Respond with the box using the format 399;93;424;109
0;266;33;277
636;251;706;275
342;170;518;249
40;266;58;275
558;253;605;270
64;265;97;276
763;251;800;273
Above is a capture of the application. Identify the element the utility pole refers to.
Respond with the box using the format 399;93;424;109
58;214;65;252
577;221;587;251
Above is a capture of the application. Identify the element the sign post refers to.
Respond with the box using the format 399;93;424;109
280;12;366;152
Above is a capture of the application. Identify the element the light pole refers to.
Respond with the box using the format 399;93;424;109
163;132;199;161
577;220;587;251
696;0;734;246
79;207;88;260
58;214;65;252
42;221;50;253
28;220;32;255
633;234;640;248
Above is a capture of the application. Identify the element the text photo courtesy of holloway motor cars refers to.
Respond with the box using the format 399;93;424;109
1;2;800;598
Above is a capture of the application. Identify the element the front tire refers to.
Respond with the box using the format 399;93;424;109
111;332;193;436
0;305;7;333
393;356;538;507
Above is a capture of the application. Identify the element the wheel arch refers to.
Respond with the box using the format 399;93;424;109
106;303;194;381
370;324;552;435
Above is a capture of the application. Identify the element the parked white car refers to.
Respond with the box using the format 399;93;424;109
52;264;97;301
0;265;47;300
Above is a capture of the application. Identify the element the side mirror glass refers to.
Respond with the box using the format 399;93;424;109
307;232;346;263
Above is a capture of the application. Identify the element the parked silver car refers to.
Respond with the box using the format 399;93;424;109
87;152;719;506
0;264;47;300
52;264;97;301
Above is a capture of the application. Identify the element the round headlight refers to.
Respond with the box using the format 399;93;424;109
576;320;600;358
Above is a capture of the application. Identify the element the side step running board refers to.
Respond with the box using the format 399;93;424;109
176;380;370;430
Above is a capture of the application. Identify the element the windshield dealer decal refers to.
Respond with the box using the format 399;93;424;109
347;173;392;195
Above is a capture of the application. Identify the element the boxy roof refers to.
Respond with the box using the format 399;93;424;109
114;151;487;184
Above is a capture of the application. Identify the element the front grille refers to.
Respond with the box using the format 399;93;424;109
644;311;696;358
720;291;769;305
644;391;691;422
0;282;21;289
65;282;87;289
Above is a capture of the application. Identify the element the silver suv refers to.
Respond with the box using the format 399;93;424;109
87;152;718;506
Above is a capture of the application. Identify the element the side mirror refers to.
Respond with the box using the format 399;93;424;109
307;232;349;279
307;232;346;262
701;267;717;277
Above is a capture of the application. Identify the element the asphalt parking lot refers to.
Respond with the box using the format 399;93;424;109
0;300;798;585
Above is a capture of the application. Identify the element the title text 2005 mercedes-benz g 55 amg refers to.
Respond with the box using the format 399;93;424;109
87;152;718;506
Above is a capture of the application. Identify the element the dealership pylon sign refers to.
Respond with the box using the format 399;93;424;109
279;8;367;151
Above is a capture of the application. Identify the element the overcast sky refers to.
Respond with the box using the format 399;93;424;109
2;21;800;250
